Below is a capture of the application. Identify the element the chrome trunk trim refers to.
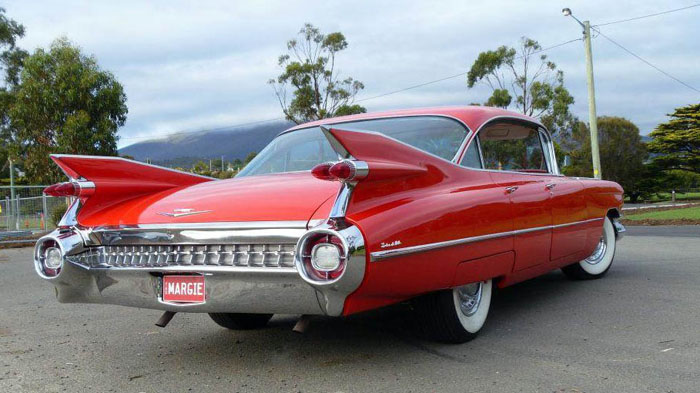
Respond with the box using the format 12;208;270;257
78;221;309;247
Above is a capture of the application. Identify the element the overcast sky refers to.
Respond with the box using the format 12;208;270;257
6;0;700;148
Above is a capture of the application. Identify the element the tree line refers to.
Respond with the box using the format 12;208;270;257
1;9;697;202
0;8;126;184
463;36;698;202
266;26;698;202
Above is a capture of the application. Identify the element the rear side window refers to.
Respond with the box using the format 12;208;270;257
478;123;548;172
238;128;337;176
238;116;469;177
342;116;468;161
459;139;483;169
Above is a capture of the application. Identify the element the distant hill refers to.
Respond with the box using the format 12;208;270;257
119;121;294;167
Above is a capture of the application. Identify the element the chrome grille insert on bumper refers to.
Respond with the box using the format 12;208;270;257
67;244;297;270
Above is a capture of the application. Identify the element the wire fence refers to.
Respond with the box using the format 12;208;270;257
0;186;69;232
0;184;697;233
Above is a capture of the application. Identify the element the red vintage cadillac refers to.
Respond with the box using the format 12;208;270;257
34;106;625;343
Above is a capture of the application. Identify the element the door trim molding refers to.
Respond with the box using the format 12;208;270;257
370;217;603;261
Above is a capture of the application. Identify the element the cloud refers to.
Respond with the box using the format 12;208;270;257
5;0;699;147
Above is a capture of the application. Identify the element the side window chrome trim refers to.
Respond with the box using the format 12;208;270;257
458;133;484;170
461;167;564;177
464;116;558;176
538;127;560;175
475;134;485;169
536;129;551;174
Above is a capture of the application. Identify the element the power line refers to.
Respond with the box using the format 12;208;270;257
355;72;468;103
594;3;700;27
120;37;582;143
593;27;700;94
356;38;582;103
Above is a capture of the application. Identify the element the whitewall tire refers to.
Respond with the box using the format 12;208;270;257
413;279;493;343
562;217;617;280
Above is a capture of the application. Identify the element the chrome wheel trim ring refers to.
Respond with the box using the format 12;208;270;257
584;235;608;265
456;282;483;317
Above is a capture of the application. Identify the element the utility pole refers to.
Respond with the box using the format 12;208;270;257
9;158;15;204
563;8;602;179
221;155;224;171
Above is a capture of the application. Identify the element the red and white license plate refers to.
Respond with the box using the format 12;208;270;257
162;275;206;303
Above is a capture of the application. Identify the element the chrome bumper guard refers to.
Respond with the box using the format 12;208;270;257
612;218;626;240
33;222;366;316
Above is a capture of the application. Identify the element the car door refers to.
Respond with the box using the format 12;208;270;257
545;176;588;261
534;129;589;261
471;122;553;272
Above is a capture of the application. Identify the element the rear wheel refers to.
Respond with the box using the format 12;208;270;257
562;217;617;280
413;280;493;343
208;313;273;330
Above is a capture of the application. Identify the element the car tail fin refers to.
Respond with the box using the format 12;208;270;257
48;154;213;225
317;125;460;183
315;126;464;219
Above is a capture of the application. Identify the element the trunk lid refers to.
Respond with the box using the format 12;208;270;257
76;172;339;227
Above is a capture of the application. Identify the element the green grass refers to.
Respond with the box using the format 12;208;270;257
625;206;700;221
625;191;700;203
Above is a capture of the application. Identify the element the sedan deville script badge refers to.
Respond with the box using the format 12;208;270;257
157;208;213;218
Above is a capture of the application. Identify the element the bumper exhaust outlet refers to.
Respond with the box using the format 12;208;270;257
155;311;177;328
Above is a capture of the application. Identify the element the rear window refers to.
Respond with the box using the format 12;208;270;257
238;116;468;177
341;117;468;161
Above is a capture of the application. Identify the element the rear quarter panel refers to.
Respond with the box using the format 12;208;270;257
343;168;515;314
578;178;624;256
578;178;624;219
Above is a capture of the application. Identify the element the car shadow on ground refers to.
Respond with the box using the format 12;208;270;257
130;269;595;370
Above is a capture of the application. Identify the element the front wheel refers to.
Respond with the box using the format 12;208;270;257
413;279;493;343
208;313;273;330
562;217;617;280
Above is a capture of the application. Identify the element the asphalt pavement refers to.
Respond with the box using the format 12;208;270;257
1;226;699;392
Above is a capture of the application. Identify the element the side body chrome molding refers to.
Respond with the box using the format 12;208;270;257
370;217;604;261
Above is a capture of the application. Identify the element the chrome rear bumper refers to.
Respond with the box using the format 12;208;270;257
50;257;324;314
33;222;366;316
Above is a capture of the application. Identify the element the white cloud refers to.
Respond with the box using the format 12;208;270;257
5;0;699;147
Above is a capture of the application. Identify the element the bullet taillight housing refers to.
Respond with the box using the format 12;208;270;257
311;160;367;182
35;238;63;277
310;162;335;180
298;232;347;281
43;181;95;198
44;182;77;197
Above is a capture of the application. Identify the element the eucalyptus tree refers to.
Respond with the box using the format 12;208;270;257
270;23;365;124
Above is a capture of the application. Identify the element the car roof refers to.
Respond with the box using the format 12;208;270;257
286;106;544;134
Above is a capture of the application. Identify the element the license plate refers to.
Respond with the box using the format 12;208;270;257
162;275;206;303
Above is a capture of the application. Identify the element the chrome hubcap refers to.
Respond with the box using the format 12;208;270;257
585;235;607;265
456;282;483;316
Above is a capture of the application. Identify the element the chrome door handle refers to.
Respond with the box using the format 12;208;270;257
545;183;556;190
505;186;519;194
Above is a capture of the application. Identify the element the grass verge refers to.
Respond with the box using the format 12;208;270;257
622;205;700;226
